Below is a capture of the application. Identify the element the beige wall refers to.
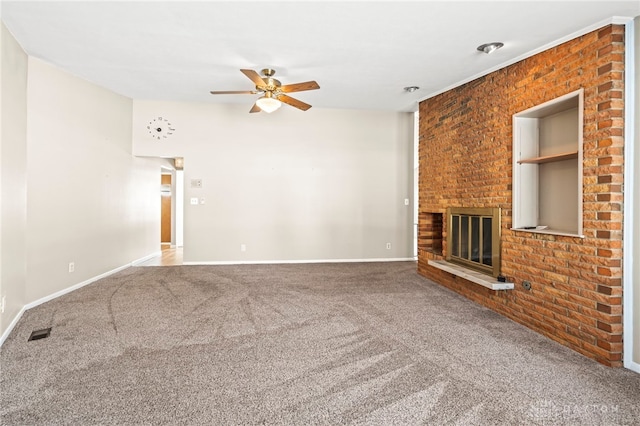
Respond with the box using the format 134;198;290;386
0;23;28;337
133;101;414;263
24;58;160;302
1;29;162;339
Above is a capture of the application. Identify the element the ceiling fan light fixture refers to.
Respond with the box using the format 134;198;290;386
477;42;504;54
256;95;282;113
211;68;318;113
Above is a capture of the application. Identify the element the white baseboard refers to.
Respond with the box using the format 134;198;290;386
183;257;417;266
0;252;159;347
131;251;162;266
23;263;131;310
0;305;27;347
625;360;640;374
1;255;415;345
1;256;415;346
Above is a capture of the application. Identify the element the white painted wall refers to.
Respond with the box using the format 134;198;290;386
24;57;160;302
0;23;28;337
623;17;640;373
175;170;184;247
133;101;414;263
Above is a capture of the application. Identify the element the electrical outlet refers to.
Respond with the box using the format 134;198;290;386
68;262;75;273
191;179;202;188
240;244;246;252
1;296;5;314
386;243;391;250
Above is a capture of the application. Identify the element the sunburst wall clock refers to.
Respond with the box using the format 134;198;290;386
147;117;175;140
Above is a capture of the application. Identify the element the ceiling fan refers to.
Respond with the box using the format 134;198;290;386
210;68;320;113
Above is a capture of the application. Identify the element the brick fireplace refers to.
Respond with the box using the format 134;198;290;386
418;25;625;367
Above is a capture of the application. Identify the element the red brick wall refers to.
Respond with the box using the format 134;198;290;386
418;25;625;367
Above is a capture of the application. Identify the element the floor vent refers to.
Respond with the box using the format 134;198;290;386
28;328;52;341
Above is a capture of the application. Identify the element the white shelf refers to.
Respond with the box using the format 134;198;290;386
428;260;514;291
517;151;578;164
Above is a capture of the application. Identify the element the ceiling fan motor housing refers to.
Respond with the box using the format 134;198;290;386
261;78;281;92
259;69;281;91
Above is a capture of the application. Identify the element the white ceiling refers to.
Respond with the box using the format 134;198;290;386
2;1;639;112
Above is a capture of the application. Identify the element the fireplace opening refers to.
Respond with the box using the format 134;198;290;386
446;207;501;277
418;212;443;255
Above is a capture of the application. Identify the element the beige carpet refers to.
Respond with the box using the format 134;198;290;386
1;262;639;425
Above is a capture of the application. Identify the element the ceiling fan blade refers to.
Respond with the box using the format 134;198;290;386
279;81;320;93
210;90;258;95
249;103;261;113
277;94;312;111
241;69;266;87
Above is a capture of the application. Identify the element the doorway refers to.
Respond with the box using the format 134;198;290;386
139;164;184;267
159;166;184;266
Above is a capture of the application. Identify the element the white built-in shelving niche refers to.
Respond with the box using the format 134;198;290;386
512;89;584;237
